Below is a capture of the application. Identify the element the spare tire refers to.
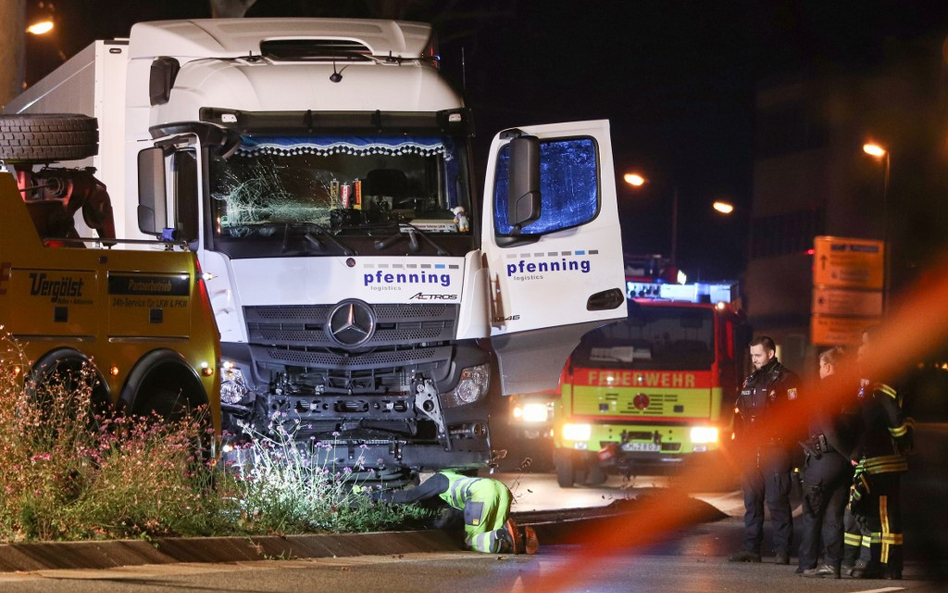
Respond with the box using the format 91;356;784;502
0;114;98;163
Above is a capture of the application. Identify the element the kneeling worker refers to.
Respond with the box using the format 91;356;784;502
374;470;538;555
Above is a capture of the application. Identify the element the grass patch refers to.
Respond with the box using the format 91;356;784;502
0;335;428;543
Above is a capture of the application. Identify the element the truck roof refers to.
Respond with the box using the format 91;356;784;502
129;19;434;60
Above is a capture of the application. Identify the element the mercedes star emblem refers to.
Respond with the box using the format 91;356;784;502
327;299;376;347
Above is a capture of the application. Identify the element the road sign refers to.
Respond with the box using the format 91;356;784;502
812;287;883;317
811;315;878;346
812;236;884;290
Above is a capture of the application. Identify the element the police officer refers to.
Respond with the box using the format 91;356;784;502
373;470;538;555
842;327;914;579
728;336;800;564
797;346;860;578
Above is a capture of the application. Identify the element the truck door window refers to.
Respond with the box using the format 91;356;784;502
493;137;599;235
173;149;198;242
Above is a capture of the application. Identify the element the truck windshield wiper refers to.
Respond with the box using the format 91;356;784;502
281;222;357;256
373;223;449;256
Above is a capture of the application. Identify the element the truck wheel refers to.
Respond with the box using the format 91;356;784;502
555;453;574;487
0;114;98;163
556;450;587;487
122;350;214;457
586;463;608;486
29;348;112;426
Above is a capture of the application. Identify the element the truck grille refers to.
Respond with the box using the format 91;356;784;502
244;303;459;393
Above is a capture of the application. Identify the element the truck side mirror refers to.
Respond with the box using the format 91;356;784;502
507;136;541;231
137;147;166;236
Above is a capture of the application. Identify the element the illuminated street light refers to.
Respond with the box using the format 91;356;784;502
26;20;54;35
863;141;891;314
712;201;735;214
623;173;645;186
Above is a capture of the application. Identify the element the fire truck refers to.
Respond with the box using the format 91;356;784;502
552;265;745;487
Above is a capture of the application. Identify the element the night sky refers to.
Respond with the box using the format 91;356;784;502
23;0;948;281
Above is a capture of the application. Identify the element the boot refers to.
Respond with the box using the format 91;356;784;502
503;519;525;554
727;550;762;562
802;564;840;579
521;525;539;555
851;562;884;579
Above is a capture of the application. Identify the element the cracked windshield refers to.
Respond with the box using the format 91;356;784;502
209;134;472;255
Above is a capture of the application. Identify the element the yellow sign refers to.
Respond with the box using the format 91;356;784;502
812;287;883;317
812;236;884;290
810;315;878;346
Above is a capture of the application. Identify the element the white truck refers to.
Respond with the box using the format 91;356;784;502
4;18;627;481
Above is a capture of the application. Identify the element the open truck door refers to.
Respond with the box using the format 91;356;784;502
482;120;627;395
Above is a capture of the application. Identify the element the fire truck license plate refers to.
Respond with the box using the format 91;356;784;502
622;442;660;452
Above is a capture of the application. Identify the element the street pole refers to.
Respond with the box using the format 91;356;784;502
671;185;679;268
882;152;890;315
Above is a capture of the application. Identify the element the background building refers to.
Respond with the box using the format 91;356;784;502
745;35;948;373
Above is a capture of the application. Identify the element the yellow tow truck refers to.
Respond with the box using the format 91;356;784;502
0;114;220;432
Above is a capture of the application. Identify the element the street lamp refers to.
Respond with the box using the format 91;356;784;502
712;201;735;215
26;20;54;35
624;173;679;267
862;142;890;314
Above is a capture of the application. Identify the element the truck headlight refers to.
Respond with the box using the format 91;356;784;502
690;426;719;444
562;423;591;441
220;363;251;405
521;402;550;423
442;363;490;407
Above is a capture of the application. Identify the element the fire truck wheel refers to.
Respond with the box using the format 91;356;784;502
0;114;98;163
555;450;587;488
586;463;608;486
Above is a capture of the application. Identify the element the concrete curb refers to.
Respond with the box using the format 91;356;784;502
0;530;460;573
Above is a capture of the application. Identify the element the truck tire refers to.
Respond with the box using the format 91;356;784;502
28;348;112;426
586;463;608;486
556;450;587;488
0;114;98;163
122;349;214;456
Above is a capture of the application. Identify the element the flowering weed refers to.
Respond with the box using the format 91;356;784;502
0;335;427;542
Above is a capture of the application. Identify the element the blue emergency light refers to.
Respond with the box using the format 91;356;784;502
626;281;735;303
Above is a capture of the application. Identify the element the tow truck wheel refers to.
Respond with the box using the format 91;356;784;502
0;114;98;163
29;349;112;426
122;350;213;457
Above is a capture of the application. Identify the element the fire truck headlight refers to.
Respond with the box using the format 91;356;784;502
562;423;592;441
220;363;251;405
442;363;490;407
521;402;551;423
690;426;719;444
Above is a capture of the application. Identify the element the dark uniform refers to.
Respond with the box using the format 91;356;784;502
843;380;913;579
735;358;800;560
797;374;861;575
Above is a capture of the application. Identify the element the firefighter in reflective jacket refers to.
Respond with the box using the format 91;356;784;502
728;336;801;564
373;470;538;554
843;328;914;580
